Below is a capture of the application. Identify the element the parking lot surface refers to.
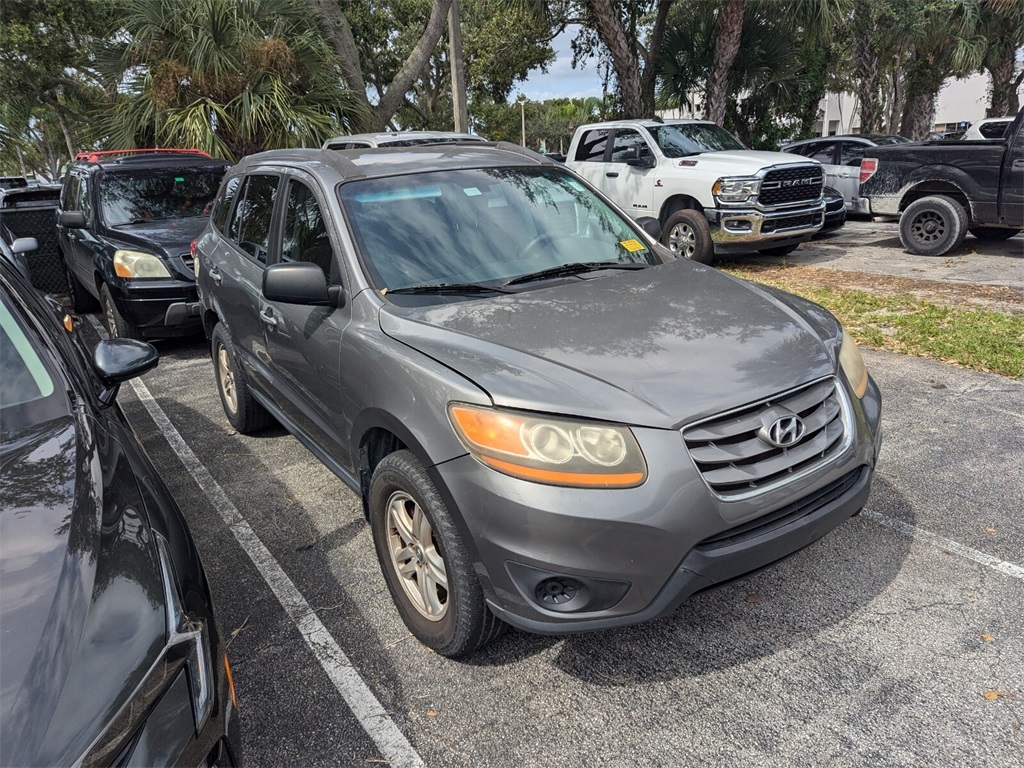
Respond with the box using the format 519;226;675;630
87;312;1023;766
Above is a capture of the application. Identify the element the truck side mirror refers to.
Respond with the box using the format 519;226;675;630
626;146;656;169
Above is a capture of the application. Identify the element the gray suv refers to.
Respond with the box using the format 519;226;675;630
194;145;882;657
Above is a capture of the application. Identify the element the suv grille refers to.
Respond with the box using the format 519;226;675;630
761;212;822;233
682;377;849;499
758;166;823;207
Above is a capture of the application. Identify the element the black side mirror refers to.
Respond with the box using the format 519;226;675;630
93;338;159;406
636;217;661;240
263;262;343;307
59;211;87;229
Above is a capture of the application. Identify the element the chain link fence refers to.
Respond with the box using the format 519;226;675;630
0;205;65;294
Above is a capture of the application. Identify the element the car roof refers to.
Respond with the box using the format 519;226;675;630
236;144;554;182
580;118;718;130
323;131;486;148
73;150;229;171
784;134;901;147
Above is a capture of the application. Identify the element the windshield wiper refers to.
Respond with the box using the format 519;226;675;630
385;282;510;296
503;261;649;287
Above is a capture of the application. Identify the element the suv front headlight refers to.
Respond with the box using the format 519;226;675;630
839;330;869;398
448;404;647;488
114;249;172;279
712;176;761;203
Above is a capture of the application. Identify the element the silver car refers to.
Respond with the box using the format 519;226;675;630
322;131;487;150
193;145;882;657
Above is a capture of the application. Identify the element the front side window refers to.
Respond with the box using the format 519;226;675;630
0;295;70;432
839;142;866;166
645;123;746;157
212;175;242;232
99;168;225;227
282;180;336;281
803;142;837;165
610;130;653;163
340;167;660;295
574;129;609;161
227;174;279;264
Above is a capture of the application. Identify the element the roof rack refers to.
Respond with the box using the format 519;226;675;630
74;148;212;163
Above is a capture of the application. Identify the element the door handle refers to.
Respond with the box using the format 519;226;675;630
838;173;851;178
208;266;223;285
605;171;619;178
259;306;277;328
1013;158;1024;170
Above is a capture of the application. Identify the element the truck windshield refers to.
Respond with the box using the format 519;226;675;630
645;124;746;157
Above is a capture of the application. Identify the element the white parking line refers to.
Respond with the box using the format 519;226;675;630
861;509;1024;580
90;320;425;768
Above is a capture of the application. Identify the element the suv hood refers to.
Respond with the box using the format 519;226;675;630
0;413;165;766
105;217;207;255
672;150;819;175
379;260;839;428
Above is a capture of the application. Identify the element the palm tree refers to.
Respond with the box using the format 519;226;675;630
99;0;370;160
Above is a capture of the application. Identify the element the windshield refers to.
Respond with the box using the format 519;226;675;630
339;167;661;293
100;168;224;226
645;123;746;157
0;294;69;432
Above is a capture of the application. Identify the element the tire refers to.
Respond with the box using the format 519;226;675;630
661;209;714;264
899;195;968;256
99;283;143;340
969;226;1020;241
62;254;99;313
758;243;800;257
211;323;274;433
369;450;506;657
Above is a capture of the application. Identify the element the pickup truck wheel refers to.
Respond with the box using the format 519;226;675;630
899;195;967;256
100;283;143;340
969;226;1020;241
662;210;714;264
211;323;274;433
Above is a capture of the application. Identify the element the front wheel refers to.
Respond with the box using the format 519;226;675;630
370;450;506;657
661;209;714;264
100;283;143;339
899;195;968;256
969;226;1020;241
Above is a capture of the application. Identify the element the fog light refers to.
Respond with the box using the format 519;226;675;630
536;577;583;606
507;561;631;614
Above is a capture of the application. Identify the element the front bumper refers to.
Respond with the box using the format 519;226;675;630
706;200;825;247
436;375;883;634
113;279;203;338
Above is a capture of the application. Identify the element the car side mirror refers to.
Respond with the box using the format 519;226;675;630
93;338;159;406
263;262;343;308
636;217;661;240
59;211;87;229
625;146;656;168
11;237;37;255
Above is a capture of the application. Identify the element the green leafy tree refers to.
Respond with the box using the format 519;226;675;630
100;0;369;160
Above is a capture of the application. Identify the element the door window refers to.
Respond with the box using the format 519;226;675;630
61;176;80;211
213;176;242;232
839;142;866;166
574;129;609;161
227;175;279;264
78;177;93;220
609;130;652;163
805;142;838;165
282;180;337;283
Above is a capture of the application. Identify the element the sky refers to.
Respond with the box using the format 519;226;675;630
514;27;604;102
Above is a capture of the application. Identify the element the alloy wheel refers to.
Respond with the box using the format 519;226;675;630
909;210;944;245
217;345;238;415
668;222;697;258
385;490;448;621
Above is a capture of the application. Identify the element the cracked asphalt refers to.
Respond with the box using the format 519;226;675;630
79;222;1024;765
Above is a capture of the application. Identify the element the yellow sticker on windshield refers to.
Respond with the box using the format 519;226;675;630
619;239;646;253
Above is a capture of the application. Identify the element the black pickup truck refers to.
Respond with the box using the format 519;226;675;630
860;108;1023;256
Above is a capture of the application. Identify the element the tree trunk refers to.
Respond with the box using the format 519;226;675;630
900;88;937;140
854;4;882;133
704;0;744;126
586;0;645;117
640;0;674;116
986;51;1017;117
887;60;904;135
448;0;467;132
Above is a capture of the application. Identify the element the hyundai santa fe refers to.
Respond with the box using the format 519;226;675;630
189;144;882;657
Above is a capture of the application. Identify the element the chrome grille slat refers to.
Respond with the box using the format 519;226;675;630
682;376;850;499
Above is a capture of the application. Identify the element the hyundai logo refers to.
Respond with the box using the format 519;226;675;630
758;408;807;448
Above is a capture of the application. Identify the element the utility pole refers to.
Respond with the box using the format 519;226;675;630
448;0;467;133
518;94;526;147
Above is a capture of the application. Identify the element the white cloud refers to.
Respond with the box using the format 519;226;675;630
513;26;604;102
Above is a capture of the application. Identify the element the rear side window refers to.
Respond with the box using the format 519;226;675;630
212;176;241;231
227;175;279;264
839;142;866;166
979;121;1009;140
575;129;609;162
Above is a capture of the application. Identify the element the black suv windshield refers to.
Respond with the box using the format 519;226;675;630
645;123;745;157
340;167;660;292
100;168;223;226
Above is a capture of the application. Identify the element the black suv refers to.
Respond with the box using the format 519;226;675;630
57;149;229;339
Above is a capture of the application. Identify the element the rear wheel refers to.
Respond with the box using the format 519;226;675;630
62;254;99;312
211;323;274;433
899;195;968;256
661;210;714;264
969;226;1020;241
370;450;506;657
100;283;143;339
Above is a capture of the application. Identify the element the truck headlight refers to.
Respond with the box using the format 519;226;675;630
839;330;869;398
114;249;171;279
713;177;761;203
448;404;647;488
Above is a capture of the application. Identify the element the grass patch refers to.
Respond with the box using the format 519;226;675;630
722;268;1024;379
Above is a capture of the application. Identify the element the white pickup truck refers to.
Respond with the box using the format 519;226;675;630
565;118;826;263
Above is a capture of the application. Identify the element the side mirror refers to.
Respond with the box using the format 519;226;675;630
59;211;87;229
263;262;343;307
11;237;38;255
636;217;661;240
625;146;656;168
93;338;159;406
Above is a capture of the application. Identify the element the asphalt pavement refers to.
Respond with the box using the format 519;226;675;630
88;315;1023;768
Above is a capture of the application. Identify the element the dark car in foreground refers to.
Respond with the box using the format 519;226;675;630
0;244;239;765
194;144;882;658
57;149;229;339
